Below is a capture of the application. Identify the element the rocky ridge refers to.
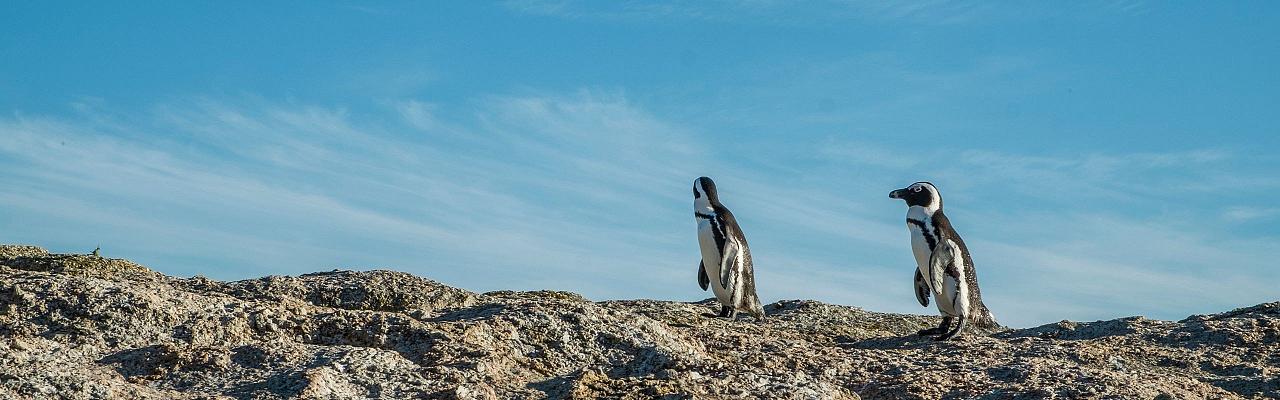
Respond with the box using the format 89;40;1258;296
0;245;1276;399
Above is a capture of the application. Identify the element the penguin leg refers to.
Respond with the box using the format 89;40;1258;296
935;316;968;341
722;306;736;319
702;305;733;318
918;316;952;336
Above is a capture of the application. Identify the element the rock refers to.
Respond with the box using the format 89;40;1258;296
0;245;47;259
0;244;1276;399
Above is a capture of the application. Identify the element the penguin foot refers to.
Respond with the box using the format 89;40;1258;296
934;317;968;341
702;305;735;319
918;317;953;337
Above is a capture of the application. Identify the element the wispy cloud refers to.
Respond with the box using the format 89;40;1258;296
1;92;1274;328
971;214;1279;323
946;148;1241;204
0;93;714;301
1222;206;1280;221
502;0;998;25
396;100;443;132
503;0;1147;26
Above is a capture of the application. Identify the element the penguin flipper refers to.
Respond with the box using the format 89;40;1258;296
697;261;710;291
913;269;931;307
719;240;740;290
927;239;957;296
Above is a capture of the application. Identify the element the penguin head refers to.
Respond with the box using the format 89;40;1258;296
693;176;719;206
889;182;941;211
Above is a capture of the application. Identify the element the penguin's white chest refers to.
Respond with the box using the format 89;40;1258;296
908;223;932;275
696;218;733;304
906;207;934;271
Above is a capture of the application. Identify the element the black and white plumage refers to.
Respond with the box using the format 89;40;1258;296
693;177;765;322
890;182;997;340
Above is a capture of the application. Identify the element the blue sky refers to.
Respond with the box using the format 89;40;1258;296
2;1;1277;327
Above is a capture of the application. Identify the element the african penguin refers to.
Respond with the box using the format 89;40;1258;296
693;177;765;322
889;182;997;340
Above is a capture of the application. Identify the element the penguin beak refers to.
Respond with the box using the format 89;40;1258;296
889;189;906;199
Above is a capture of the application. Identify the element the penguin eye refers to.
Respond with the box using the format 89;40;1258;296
911;185;922;193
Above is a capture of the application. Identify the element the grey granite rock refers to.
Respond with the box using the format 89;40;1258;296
1;244;1275;399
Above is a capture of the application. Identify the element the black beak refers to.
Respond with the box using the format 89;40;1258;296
889;189;906;199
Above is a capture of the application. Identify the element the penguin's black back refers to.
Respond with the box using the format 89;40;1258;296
713;203;760;311
713;204;747;247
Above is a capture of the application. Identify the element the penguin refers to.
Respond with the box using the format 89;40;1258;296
693;177;766;322
889;182;997;340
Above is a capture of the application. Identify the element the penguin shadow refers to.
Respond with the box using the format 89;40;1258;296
675;299;766;325
837;334;965;350
98;345;172;379
695;312;767;325
526;374;576;399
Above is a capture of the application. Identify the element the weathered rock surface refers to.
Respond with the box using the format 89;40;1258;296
1;245;1276;399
